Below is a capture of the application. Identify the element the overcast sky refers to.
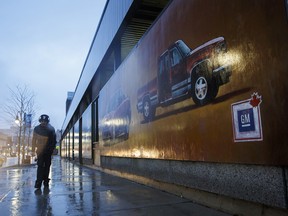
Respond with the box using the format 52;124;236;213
0;0;107;130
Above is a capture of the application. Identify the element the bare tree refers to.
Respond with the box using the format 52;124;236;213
1;84;36;165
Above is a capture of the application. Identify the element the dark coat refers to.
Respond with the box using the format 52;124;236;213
32;124;56;156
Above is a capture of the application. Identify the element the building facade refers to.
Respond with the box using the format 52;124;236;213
61;0;288;214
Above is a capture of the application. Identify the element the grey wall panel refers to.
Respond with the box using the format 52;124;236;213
62;0;133;130
101;156;288;209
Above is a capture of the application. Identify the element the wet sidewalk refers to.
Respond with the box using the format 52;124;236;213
0;156;231;216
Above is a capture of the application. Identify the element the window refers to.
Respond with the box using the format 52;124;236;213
170;47;182;67
286;0;288;20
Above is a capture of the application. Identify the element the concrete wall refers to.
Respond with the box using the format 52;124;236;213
101;156;288;210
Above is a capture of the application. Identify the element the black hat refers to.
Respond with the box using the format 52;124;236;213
39;114;50;123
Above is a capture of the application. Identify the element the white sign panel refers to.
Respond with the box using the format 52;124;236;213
231;92;263;142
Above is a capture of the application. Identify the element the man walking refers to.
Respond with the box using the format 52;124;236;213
32;114;56;189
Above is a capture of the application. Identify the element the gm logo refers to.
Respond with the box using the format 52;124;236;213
237;108;255;132
231;92;263;142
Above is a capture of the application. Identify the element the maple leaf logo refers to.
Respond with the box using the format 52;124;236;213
249;92;262;107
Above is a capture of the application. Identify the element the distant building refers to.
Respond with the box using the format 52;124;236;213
0;131;8;148
66;91;74;114
0;128;17;156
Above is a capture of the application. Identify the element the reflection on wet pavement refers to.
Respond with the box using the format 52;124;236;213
0;156;231;215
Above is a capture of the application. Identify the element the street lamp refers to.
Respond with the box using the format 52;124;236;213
15;114;20;125
15;111;23;165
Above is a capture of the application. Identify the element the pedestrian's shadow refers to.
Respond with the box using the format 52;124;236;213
34;188;52;214
34;188;50;196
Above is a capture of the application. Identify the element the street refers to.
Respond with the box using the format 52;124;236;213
0;156;232;216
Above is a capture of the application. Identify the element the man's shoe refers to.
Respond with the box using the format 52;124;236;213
43;178;50;188
34;180;42;189
43;187;50;194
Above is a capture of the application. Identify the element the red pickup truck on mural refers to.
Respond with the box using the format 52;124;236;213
137;37;232;121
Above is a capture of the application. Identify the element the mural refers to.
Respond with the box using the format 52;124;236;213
97;0;288;165
137;37;232;122
101;89;131;145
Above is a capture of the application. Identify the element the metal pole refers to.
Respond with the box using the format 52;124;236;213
22;125;26;164
18;123;22;165
21;113;26;164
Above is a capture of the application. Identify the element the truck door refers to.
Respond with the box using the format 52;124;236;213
158;52;171;102
169;47;187;97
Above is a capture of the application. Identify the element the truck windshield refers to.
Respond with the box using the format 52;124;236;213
177;40;191;56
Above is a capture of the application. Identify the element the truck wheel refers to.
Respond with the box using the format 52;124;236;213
143;98;155;121
191;72;211;106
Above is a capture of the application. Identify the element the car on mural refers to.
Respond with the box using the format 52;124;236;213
101;90;131;144
137;37;232;121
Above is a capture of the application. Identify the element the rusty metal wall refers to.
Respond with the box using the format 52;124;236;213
98;0;288;165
